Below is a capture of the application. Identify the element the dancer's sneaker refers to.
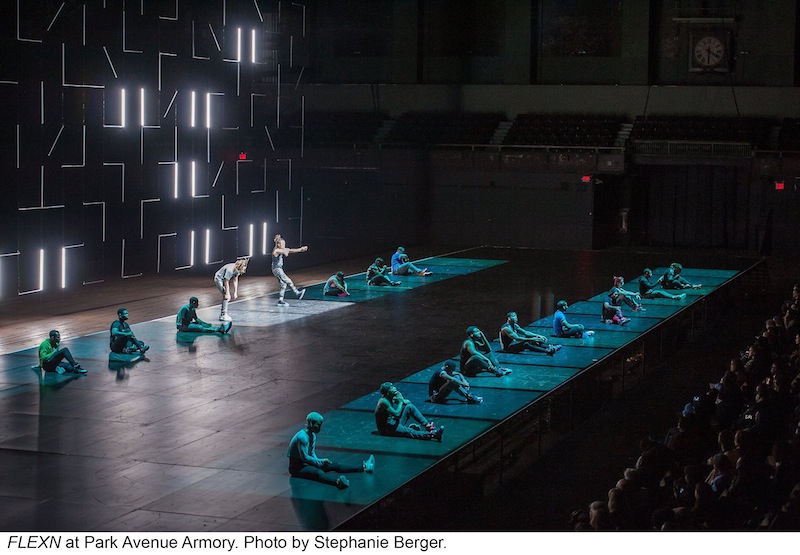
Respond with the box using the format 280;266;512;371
466;395;483;404
55;365;66;375
431;426;444;441
363;455;375;473
425;421;436;432
335;476;350;489
297;288;306;300
277;300;287;306
585;330;595;337
219;314;232;322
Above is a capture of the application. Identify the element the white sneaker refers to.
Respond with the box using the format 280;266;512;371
363;454;375;473
585;330;595;337
219;314;232;322
297;288;306;300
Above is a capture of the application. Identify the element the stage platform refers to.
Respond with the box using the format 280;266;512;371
0;247;763;531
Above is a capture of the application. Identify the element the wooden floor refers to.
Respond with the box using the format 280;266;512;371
0;246;766;531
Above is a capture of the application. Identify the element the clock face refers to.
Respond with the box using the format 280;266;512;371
693;35;725;67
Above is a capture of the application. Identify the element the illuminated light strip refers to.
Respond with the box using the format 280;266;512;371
163;90;178;118
60;244;84;289
16;0;43;43
191;90;196;127
18;167;65;211
17;249;44;296
39;249;44;291
206;92;211;128
205;229;210;264
248;224;254;257
140;88;145;127
0;251;21;299
122;9;143;53
156;233;178;273
264;125;275;150
121;239;143;279
48;125;65;157
235;159;252;195
208;23;221;51
262;222;268;255
140;198;160;239
192;21;210;60
159;0;178;20
61;43;103;88
62;125;86;168
221;195;237;230
191;161;196;197
121;88;126;128
250;93;264;126
299;186;304;244
189;231;195;267
251;29;256;63
252;0;264;22
103;47;118;78
157;52;177;92
212;161;224;188
103;163;125;203
174;162;179;198
82;201;106;241
251;158;267;193
237;28;242;62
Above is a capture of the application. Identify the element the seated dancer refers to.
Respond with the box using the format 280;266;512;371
176;296;232;334
602;299;630;325
553;300;594;338
38;330;87;374
662;262;702;290
375;382;444;441
323;271;350;297
391;247;432;276
214;256;249;322
636;268;686;300
110;307;150;355
500;311;561;356
366;257;401;286
428;360;483;404
461;325;512;377
609;276;645;311
287;412;375;490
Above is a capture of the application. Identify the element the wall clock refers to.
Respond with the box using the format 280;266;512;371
690;30;730;72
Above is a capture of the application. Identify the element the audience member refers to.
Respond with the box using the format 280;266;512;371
569;282;800;530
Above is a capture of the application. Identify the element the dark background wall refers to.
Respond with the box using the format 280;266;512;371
1;0;799;299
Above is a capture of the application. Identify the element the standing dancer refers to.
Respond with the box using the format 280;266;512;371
214;256;250;322
272;234;308;306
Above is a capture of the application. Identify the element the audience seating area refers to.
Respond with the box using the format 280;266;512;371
571;284;800;531
381;111;504;145
502;114;622;147
272;111;800;152
778;118;800;151
277;110;389;146
629;115;774;148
